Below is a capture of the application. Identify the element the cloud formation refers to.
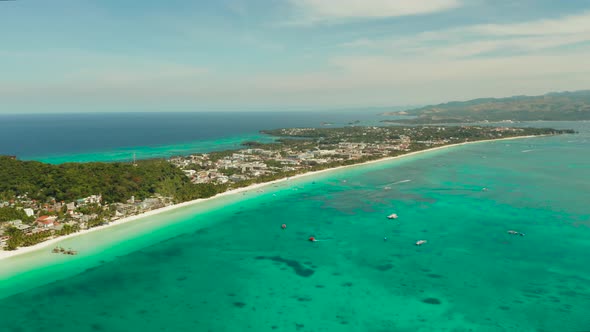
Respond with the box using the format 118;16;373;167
289;0;461;23
343;11;590;58
2;1;590;112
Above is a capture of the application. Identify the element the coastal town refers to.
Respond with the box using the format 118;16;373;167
0;125;572;252
0;193;174;251
167;125;562;186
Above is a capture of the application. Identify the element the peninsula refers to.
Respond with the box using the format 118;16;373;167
381;90;590;124
0;125;573;253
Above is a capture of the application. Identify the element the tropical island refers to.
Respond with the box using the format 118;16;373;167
381;90;590;124
0;125;573;252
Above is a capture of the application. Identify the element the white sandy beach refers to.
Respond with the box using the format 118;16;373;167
0;135;542;262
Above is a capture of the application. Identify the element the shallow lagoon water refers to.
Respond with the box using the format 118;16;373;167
0;122;589;331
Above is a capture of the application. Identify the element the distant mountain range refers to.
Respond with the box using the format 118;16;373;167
381;90;590;123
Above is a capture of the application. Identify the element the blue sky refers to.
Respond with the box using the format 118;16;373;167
1;0;590;113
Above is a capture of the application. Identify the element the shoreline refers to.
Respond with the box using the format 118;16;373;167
0;135;542;262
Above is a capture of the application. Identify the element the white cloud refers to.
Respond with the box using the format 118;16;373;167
288;0;461;24
342;11;590;58
473;12;590;36
4;47;590;110
208;51;590;107
303;12;590;104
3;10;590;111
0;49;209;84
0;49;211;110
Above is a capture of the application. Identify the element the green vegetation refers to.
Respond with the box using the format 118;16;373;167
263;159;284;168
56;224;81;236
4;227;52;251
263;126;572;144
0;207;32;223
0;157;223;204
381;90;590;124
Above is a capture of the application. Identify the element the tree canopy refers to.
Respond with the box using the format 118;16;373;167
0;157;212;203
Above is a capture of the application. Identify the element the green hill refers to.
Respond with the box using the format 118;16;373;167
382;90;590;124
0;157;221;204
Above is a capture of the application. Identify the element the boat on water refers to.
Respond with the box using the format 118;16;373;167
387;213;398;219
383;186;392;190
507;230;525;236
415;240;427;246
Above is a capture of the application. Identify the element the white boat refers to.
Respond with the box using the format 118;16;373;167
387;213;398;219
415;240;427;246
507;230;525;236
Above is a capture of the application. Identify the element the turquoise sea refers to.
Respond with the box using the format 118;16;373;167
1;121;589;332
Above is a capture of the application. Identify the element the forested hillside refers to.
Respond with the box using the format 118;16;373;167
382;90;590;123
0;157;222;203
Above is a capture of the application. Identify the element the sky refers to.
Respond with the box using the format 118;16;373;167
1;0;590;113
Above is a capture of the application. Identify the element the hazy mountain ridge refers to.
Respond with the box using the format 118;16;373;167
381;90;590;123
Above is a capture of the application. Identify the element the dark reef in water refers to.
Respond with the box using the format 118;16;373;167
233;302;246;308
90;323;104;331
255;256;315;277
376;263;394;271
422;298;442;305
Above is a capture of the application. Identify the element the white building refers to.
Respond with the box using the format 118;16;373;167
23;208;35;217
183;169;197;177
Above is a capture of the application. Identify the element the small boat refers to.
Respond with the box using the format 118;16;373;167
52;246;61;253
384;186;392;190
507;230;525;236
387;213;398;219
415;240;427;246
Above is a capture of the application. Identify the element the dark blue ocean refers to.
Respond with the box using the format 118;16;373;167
0;111;386;163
